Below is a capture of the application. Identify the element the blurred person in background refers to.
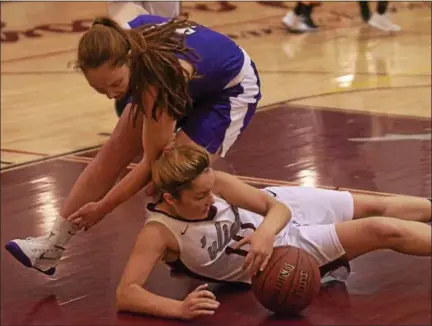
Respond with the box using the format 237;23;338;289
358;1;401;31
282;2;320;33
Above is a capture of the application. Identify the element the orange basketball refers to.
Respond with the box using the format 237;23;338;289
251;246;321;315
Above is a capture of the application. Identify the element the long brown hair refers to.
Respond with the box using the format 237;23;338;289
76;14;199;122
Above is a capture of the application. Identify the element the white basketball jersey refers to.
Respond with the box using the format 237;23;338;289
146;195;268;284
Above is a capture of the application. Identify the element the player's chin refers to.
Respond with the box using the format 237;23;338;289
116;90;128;101
195;214;208;220
187;207;210;220
114;94;125;101
192;211;208;221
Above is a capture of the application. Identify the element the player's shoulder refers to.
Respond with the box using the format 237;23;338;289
137;217;179;251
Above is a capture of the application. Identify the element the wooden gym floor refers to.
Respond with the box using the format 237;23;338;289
1;2;431;325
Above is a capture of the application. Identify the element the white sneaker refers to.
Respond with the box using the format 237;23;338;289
282;11;316;33
5;235;64;275
368;13;401;32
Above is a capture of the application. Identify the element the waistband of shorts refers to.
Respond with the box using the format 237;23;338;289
224;48;251;89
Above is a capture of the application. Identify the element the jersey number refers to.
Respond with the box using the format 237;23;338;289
154;21;197;36
225;222;257;257
175;26;197;35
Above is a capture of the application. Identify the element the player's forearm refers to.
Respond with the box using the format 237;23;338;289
99;157;151;213
260;201;292;235
61;140;131;217
116;284;184;319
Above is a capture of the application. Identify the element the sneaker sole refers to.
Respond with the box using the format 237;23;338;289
5;241;32;267
368;21;390;31
4;241;56;276
282;21;317;34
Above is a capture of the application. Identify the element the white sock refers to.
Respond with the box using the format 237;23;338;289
47;216;78;248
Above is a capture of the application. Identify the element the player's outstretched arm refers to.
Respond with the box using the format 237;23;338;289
116;223;219;319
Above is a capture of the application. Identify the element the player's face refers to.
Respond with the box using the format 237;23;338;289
173;169;216;220
84;61;130;101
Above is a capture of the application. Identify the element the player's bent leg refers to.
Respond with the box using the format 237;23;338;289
283;222;351;282
140;1;180;17
335;217;431;260
5;104;144;275
286;215;430;283
177;50;261;159
351;193;431;222
175;130;221;162
108;1;150;25
143;49;260;197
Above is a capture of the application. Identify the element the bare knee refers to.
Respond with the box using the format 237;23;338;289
336;217;404;260
363;217;403;243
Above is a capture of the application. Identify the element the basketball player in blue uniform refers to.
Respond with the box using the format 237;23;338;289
5;14;261;275
107;1;181;117
107;2;181;116
115;145;431;320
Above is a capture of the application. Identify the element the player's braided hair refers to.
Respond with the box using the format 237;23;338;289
76;14;200;123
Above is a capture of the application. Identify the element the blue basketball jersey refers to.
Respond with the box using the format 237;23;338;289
125;15;245;100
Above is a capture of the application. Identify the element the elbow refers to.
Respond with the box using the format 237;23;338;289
268;199;291;220
115;285;128;312
279;202;292;220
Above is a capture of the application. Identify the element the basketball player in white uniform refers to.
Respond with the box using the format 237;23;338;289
114;145;431;320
